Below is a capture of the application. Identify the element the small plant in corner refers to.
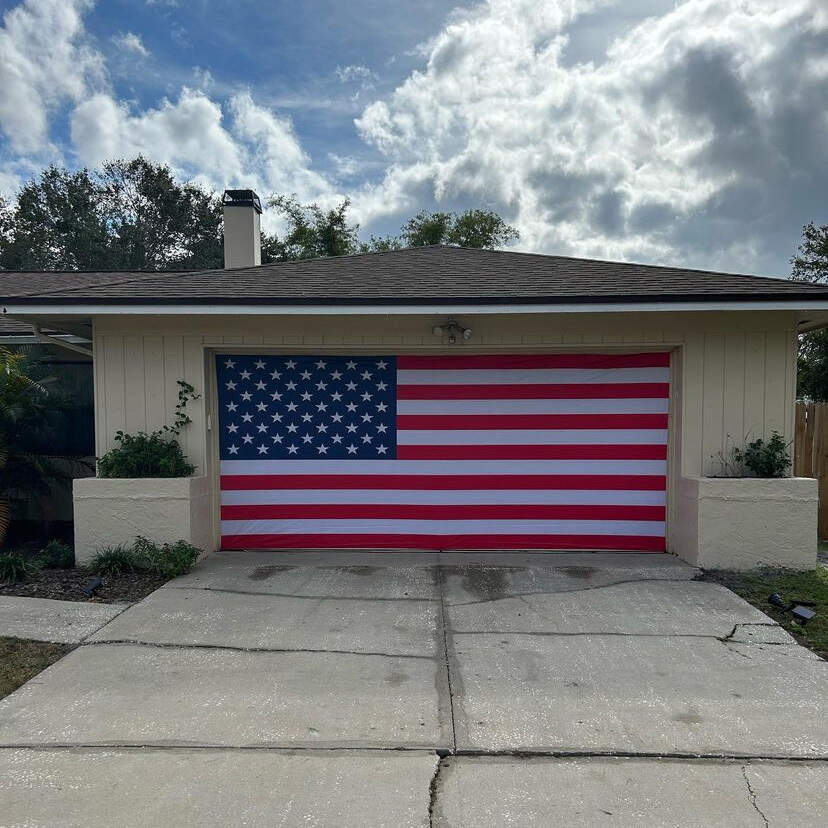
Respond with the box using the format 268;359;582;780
88;537;201;579
0;550;41;583
37;539;74;569
711;431;792;478
97;380;200;478
88;544;142;576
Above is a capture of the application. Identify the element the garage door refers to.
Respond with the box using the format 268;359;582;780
216;352;669;551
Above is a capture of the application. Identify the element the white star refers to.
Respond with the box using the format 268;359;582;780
285;360;297;369
376;402;388;412
241;413;254;423
361;370;373;380
361;412;374;422
301;413;313;422
286;402;298;412
332;433;343;443
346;444;358;454
256;423;268;433
227;423;238;433
240;370;251;380
286;381;297;391
226;401;238;412
345;381;357;391
300;370;312;380
228;444;239;454
346;360;357;370
316;401;328;412
376;360;388;370
241;391;252;401
346;423;358;433
271;413;283;422
346;402;358;412
226;380;237;390
270;369;281;380
255;380;267;391
270;391;282;401
331;391;342;401
376;381;388;391
376;444;388;454
376;423;388;433
257;443;269;454
316;380;328;390
302;433;313;443
331;413;343;423
361;392;373;402
330;370;342;380
301;391;312;401
254;359;266;370
287;444;299;454
272;433;283;443
286;423;299;433
256;402;267;412
316;444;328;454
316;423;328;433
224;359;236;369
361;433;373;443
242;433;254;444
315;359;327;369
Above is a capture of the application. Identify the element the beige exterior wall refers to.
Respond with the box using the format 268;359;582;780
89;310;801;560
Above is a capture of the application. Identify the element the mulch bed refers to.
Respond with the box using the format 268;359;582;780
0;568;168;604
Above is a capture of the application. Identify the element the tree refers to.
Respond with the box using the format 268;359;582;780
791;222;828;283
790;222;828;399
401;209;519;249
0;158;223;271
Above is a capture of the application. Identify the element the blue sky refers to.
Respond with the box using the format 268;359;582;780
0;0;826;275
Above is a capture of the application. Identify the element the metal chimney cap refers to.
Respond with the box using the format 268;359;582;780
222;189;262;214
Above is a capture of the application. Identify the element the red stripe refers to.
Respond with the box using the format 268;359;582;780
397;413;668;430
221;474;667;491
397;353;670;370
221;504;666;521
220;533;666;551
396;444;667;460
397;383;670;400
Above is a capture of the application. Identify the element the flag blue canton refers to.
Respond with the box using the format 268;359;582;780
216;355;397;460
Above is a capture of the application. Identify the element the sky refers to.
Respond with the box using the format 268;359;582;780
0;0;826;277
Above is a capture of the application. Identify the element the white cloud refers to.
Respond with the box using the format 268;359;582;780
353;0;828;273
0;0;104;155
113;31;149;58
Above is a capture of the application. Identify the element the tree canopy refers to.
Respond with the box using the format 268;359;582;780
0;158;519;272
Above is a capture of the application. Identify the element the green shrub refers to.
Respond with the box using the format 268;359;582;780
734;431;791;478
88;544;142;575
0;550;41;583
38;539;74;569
97;431;196;478
133;536;201;578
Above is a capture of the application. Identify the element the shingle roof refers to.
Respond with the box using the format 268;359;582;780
2;245;828;306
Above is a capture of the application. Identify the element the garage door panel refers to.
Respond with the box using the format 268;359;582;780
216;352;670;551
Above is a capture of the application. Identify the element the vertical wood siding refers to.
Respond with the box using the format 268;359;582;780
93;313;798;479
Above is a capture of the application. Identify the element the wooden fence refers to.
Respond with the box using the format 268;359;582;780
794;401;828;537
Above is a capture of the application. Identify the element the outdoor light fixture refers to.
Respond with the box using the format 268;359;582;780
432;319;472;344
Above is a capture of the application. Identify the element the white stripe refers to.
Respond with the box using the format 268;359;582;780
397;398;669;414
396;429;668;445
221;459;667;476
396;368;669;385
221;489;667;506
221;519;666;536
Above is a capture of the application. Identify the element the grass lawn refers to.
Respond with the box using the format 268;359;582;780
704;567;828;660
0;637;72;699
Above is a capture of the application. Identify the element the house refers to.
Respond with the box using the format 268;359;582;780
3;189;828;569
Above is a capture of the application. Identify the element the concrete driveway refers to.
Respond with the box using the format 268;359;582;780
1;552;826;826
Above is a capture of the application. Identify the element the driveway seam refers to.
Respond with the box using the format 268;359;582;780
77;600;136;644
447;630;793;643
436;558;458;754
164;585;438;602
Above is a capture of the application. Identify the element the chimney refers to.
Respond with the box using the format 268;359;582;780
222;189;262;268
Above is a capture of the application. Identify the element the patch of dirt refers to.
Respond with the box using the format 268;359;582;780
248;565;296;580
0;637;73;699
0;569;168;604
319;565;381;576
556;565;598;579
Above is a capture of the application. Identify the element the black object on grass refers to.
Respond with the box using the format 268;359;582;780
768;592;789;609
791;605;817;625
84;576;103;596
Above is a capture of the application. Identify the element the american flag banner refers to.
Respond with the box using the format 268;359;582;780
217;352;670;551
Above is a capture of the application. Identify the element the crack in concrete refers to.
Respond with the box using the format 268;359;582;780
164;585;438;602
436;564;458;754
428;755;447;828
81;639;433;659
741;764;770;828
78;601;138;644
448;629;787;642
